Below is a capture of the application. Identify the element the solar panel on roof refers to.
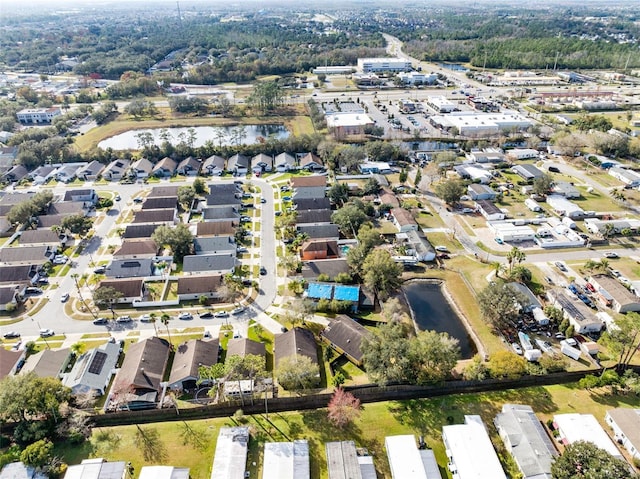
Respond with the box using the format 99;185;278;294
88;351;107;375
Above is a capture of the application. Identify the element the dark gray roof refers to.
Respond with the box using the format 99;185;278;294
0;264;38;284
183;253;236;274
113;239;158;259
0;192;35;206
0;246;51;264
296;209;332;225
98;278;144;298
196;221;238;236
106;258;154;278
169;339;219;386
0;348;24;379
19;229;60;245
227;338;266;359
141;196;177;210
48;201;85;215
206;184;241;206
274;152;296;168
228;154;249;169
148;185;180;198
194;236;236;254
296;223;340;239
123;224;160;239
115;337;170;393
476;200;502;215
202;155;226;171
293;198;331;211
176;275;223;295
20;348;71;378
512;164;544;180
177;156;202;173
202;206;240;221
132;208;175;224
321;315;371;365
300;259;350;280
274;327;318;367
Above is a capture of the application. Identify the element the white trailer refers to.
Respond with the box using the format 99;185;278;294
525;198;542;212
560;340;582;360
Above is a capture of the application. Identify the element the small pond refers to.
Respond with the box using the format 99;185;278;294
403;280;477;359
98;124;289;150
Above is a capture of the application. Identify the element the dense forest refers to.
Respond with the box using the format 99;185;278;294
1;4;639;82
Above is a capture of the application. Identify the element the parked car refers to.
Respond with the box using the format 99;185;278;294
93;318;108;325
603;252;619;259
214;311;229;318
259;266;267;275
3;331;20;339
93;266;106;274
282;196;291;201
60;293;70;303
232;306;245;315
116;315;132;323
545;277;554;285
260;198;266;203
203;331;212;339
435;246;449;252
178;312;193;320
133;197;144;203
236;247;248;253
280;185;290;192
39;329;55;337
199;312;214;319
115;195;121;201
511;343;523;355
494;237;504;245
25;287;43;295
555;261;567;272
139;314;153;322
240;216;251;222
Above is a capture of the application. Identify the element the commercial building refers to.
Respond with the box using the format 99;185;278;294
553;413;623;461
442;415;506;479
385;435;442;479
425;96;457;113
326;113;374;136
398;72;436;85
357;58;412;73
210;427;249;479
494;404;558;479
429;111;532;137
16;107;62;124
262;441;310;479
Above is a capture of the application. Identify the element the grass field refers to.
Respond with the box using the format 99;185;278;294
54;383;640;479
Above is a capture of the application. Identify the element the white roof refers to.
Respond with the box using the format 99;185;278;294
210;427;249;479
262;441;310;479
442;416;507;479
427;96;456;108
385;435;440;479
326;113;374;128
139;466;189;479
546;195;584;215
553;413;623;459
431;111;532;131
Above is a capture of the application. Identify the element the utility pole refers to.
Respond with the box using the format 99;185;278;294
553;51;560;71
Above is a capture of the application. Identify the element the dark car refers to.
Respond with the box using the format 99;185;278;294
259;266;267;275
199;312;214;319
548;166;560;173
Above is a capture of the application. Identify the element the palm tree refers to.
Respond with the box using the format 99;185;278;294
161;313;172;347
597;259;610;273
71;341;86;357
583;259;599;274
506;246;526;273
491;261;503;279
149;313;158;336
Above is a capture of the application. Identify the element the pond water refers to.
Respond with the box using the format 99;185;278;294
438;63;469;72
403;280;477;359
398;140;458;152
98;124;289;150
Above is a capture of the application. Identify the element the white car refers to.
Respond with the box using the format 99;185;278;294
139;314;152;322
231;306;245;315
214;311;229;318
603;252;619;259
511;343;523;355
39;329;55;337
116;315;132;323
60;293;70;303
435;246;449;253
178;312;193;320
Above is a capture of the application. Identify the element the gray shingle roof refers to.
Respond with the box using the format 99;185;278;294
115;337;170;393
321;315;371;365
274;327;318;367
182;253;236;274
169;339;219;387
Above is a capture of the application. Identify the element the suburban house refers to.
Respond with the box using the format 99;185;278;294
296;208;333;226
202;206;240;223
202;155;226;176
112;337;170;410
76;161;105;181
508;282;542;313
442;415;507;479
206;184;241;206
0;264;41;285
176;275;224;301
141;196;178;210
226;338;267;359
227;154;249;176
130;158;154;179
467;148;505;163
585;218;640;236
262;441;310;479
378;188;400;208
97;278;146;304
296;223;340;240
101;159;131;181
454;165;493;184
113;239;159;259
293;197;331;211
148;186;180;198
300;259;350;281
3;164;29;183
0;348;26;380
291;175;327;200
63;189;98;205
553;413;624;461
55;164;81;183
176;156;201;176
194;236;236;256
182;253;236;275
20;348;72;379
404;229;436;262
494;404;557;479
168;339;219;391
20;229;65;248
196;221;238;237
61;341;120;396
274;327;319;386
320;315;371;367
0;245;53;265
299;239;339;261
506;148;539;160
251;153;273;174
123;224;160;239
0;284;25;311
0;462;48;479
512;164;544;181
29;165;57;185
590;274;640;313
467;184;497;201
299;153;324;172
48;201;85;216
390;208;418;232
605;408;640;461
106;259;156;279
546;290;604;334
152;157;178;178
274;152;296;172
132;208;178;225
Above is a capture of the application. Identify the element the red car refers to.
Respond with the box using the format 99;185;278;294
585;283;596;293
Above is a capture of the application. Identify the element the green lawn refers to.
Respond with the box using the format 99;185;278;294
54;383;640;479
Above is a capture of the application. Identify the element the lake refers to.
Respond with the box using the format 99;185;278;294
98;124;289;150
403;280;477;359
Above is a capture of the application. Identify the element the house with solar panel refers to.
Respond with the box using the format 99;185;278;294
62;341;120;396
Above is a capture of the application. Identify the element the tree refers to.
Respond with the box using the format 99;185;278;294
327;182;350;206
0;373;71;424
362;249;403;300
361;321;412;385
532;173;554;196
152;224;194;262
161;313;172;346
61;214;93;237
434;179;466;205
399;168;408;183
92;286;123;306
462;355;489;381
248;81;284;114
477;282;528;330
409;330;460;384
331;204;369;237
276;355;320;391
177;185;196;210
599;312;640;371
193;178;207;195
506;246;526;273
327;387;361;429
363;177;380;195
551;441;634;479
20;439;53;468
7;201;36;226
486;350;528;379
414;168;422;187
